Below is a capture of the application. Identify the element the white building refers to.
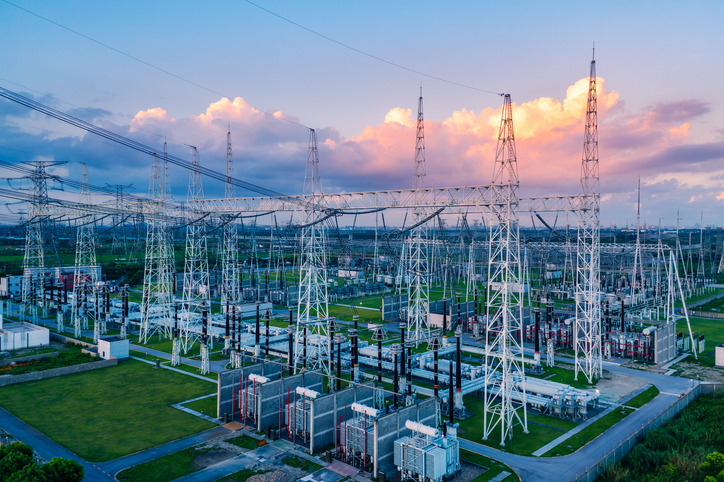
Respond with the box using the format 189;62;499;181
0;322;50;351
0;275;23;298
716;344;724;369
97;336;129;360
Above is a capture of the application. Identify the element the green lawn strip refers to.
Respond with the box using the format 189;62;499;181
225;434;260;449
528;364;600;390
460;449;519;482
625;385;660;408
170;362;219;380
0;343;94;375
212;469;271;482
327;304;382;322
542;407;634;457
675;288;724;308
457;394;574;455
117;445;211;482
0;359;216;462
281;455;322;473
184;396;218;418
682;316;724;355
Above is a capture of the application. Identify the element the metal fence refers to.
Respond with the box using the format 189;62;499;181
572;383;724;482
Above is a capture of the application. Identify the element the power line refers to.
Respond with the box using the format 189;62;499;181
242;0;503;96
0;0;311;131
0;87;287;198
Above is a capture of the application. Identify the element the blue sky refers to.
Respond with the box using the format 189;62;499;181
1;1;723;226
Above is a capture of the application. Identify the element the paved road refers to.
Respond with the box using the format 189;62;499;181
0;407;115;482
458;358;696;482
97;426;232;476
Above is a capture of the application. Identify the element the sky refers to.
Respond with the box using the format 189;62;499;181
0;0;723;228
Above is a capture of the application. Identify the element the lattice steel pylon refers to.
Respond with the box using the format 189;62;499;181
483;94;528;446
407;86;430;345
574;50;603;383
107;183;133;254
293;129;331;384
21;160;66;319
71;164;98;337
179;147;211;353
140;147;174;344
221;127;240;310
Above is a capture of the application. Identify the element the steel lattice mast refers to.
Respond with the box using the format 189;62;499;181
180;147;211;355
140;147;174;344
71;164;98;337
483;94;528;446
574;50;603;382
221;127;240;310
21;160;65;320
407;86;430;346
293;129;332;387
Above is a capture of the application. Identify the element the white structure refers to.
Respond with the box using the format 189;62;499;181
0;322;49;351
0;275;23;298
715;344;724;369
97;336;129;360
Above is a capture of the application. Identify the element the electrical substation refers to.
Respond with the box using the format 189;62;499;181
0;52;719;481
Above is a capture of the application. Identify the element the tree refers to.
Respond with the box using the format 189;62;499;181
42;457;84;482
5;463;46;482
702;452;724;478
0;446;34;481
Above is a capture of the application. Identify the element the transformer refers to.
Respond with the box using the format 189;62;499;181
394;421;460;482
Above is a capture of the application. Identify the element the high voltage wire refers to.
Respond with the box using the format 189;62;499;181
0;0;311;131
0;87;286;198
242;0;503;96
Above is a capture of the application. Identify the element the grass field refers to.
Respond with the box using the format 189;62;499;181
117;445;210;482
625;385;660;408
0;359;216;462
683;316;724;355
529;363;600;390
281;455;322;473
460;449;519;481
542;407;634;456
457;393;578;455
184;396;218;418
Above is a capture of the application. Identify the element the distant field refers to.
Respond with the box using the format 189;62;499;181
0;359;215;462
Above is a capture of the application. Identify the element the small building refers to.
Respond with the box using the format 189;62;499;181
0;322;50;351
716;344;724;369
97;336;129;360
0;275;23;298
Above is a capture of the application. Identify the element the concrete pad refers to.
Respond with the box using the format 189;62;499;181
222;421;244;431
326;460;359;477
299;468;345;482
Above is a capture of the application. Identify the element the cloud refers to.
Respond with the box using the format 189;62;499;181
0;76;722;226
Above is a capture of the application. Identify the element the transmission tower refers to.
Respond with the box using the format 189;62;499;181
407;86;431;345
483;94;528;446
293;129;332;389
140;146;174;344
180;147;211;354
71;164;99;338
221;127;240;313
574;50;603;383
106;183;133;254
21;160;66;320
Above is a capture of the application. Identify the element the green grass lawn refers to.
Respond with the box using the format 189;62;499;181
184;396;218;418
225;434;260;450
460;449;519;482
542;407;634;457
281;455;322;473
457;394;577;455
213;469;270;482
683;316;724;355
528;364;601;390
626;385;660;408
117;445;210;482
0;359;216;462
